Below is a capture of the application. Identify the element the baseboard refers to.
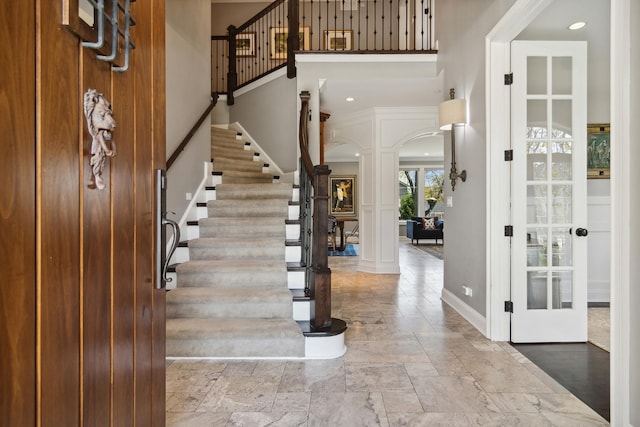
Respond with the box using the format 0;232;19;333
357;260;401;274
441;288;488;338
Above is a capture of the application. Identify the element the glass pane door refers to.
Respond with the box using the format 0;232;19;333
511;41;588;343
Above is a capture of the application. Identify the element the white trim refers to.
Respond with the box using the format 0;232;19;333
441;288;487;337
610;0;631;424
485;38;512;342
175;162;211;234
485;0;559;344
305;335;347;359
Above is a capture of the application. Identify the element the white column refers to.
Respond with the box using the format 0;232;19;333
358;124;401;274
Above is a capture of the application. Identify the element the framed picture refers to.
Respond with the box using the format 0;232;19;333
236;32;256;57
587;123;610;179
330;175;356;217
269;26;310;60
324;30;353;51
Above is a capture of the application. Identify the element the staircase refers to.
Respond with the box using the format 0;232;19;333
165;126;306;358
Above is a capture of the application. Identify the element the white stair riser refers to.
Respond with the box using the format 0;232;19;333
289;205;300;220
288;271;305;290
286;224;300;240
196;206;208;219
305;334;347;359
286;246;301;263
293;301;310;321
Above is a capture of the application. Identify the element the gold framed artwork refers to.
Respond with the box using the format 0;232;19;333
587;123;610;179
324;30;353;51
329;175;356;217
236;32;256;57
269;26;310;60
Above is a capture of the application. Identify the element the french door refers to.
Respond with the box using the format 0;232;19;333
510;41;588;343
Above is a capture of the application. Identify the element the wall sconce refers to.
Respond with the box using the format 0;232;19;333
439;88;467;191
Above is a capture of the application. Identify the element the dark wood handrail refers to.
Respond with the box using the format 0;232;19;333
234;0;286;34
166;94;218;170
298;91;314;178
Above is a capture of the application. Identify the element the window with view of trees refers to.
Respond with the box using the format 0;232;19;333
424;169;445;218
399;170;418;219
399;168;444;220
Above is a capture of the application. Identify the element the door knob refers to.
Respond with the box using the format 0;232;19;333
575;228;588;237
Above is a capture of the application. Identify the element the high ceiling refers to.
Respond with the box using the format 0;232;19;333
321;0;608;163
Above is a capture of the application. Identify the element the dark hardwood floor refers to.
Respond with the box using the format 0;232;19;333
512;342;610;421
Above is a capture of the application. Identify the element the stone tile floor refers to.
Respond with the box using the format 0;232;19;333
166;240;609;426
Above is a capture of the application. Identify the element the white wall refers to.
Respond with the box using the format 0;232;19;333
436;0;517;317
166;0;212;220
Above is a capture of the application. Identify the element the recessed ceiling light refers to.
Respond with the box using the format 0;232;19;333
568;21;586;30
424;152;430;156
345;97;355;102
355;153;360;157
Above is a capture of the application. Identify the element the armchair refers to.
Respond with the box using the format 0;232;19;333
406;216;444;245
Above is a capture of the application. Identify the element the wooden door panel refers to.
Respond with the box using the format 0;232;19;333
2;1;166;423
0;2;37;425
38;1;83;425
133;1;160;419
81;53;113;426
35;1;166;425
111;67;137;427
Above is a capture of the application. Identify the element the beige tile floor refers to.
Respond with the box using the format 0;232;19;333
166;240;609;426
588;307;610;352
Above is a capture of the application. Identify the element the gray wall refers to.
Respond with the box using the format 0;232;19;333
211;2;269;35
436;0;517;316
630;1;640;422
230;75;299;172
166;0;212;221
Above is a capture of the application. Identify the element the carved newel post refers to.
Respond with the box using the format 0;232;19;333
310;164;332;330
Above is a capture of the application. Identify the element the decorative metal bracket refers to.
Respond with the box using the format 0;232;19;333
80;0;136;72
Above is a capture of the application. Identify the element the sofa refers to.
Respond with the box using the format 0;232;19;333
406;216;444;244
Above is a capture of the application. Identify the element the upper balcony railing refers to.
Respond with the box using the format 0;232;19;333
212;0;436;102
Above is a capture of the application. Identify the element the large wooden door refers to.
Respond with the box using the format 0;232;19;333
1;1;166;425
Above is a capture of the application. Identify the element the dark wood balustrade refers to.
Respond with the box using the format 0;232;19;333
212;0;436;96
299;90;333;330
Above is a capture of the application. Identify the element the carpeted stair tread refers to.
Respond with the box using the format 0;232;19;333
213;169;273;179
211;135;245;146
175;260;287;287
207;199;289;217
212;158;263;173
166;318;305;357
166;287;293;318
215;182;293;200
211;139;246;150
176;259;286;272
198;217;285;238
187;237;285;260
211;147;254;161
211;127;240;137
220;175;275;184
167;127;305;358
